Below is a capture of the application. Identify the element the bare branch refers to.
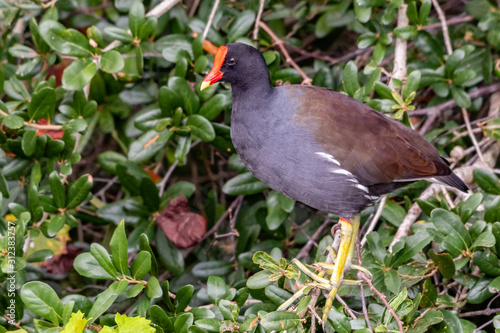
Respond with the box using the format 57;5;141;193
258;22;312;85
202;0;220;41
431;0;453;56
389;4;408;89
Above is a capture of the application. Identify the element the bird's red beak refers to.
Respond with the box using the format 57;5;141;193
200;46;228;91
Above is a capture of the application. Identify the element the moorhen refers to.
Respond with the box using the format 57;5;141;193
201;43;468;324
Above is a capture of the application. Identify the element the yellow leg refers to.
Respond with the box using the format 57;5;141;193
322;217;353;324
345;215;360;272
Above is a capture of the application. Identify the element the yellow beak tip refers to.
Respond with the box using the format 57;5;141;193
200;81;211;91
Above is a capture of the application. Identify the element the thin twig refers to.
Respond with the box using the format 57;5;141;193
360;195;387;247
473;319;494;333
258;22;312;85
335;295;357;320
158;160;179;198
431;0;453;56
459;307;500;317
296;218;332;260
411;83;500;117
389;3;408;89
202;0;220;41
355;234;373;331
461;108;486;164
197;195;244;244
0;110;62;130
253;0;265;41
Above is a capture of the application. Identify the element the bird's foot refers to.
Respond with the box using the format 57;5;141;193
278;216;372;327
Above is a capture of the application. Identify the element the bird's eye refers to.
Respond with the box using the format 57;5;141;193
228;58;236;66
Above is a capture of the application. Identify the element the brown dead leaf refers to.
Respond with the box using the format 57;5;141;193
156;195;207;249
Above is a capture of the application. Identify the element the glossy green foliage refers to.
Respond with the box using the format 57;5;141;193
0;0;499;332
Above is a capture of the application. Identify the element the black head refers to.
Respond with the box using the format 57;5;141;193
201;43;271;93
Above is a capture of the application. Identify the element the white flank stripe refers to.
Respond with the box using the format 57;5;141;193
315;152;340;166
332;169;353;176
357;184;369;193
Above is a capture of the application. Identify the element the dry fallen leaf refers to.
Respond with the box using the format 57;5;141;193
156;195;207;249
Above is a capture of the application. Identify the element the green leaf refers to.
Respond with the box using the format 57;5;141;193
149;305;174;331
138;234;158;277
265;285;293;305
2;114;25;129
391;231;432;268
21;282;63;325
473;251;500;275
174;313;193;333
110;221;128;275
342;61;359;97
431;208;472;254
87;281;128;324
98;151;127;174
452;69;477;86
66;174;93;209
62;58;98;91
101;50;124;73
103;27;134;44
406;1;418;25
168;77;199;115
28;87;56;121
22;129;38;156
393;26;419;39
419;0;432;25
247;270;274;289
175;285;194;313
493;222;500;255
156;233;184;276
9;44;39;58
199;94;227;121
90;243;119;279
428;249;455;279
483;47;493;84
266;190;288;230
146;276;162;299
467;278;494;304
74;252;116;279
222;172;269;195
192;261;233;279
41;214;66;238
420;279;437;308
207;276;229;305
472;232;496;249
445;49;465;77
403;70;421;101
261;311;301;331
186;115;215;142
27;249;54;263
159;35;193;62
114;313;155;333
128;130;167;163
384;269;401;294
458;193;483;222
39;20;93;57
129;0;145;37
158;86;182;117
49;171;66;209
140;177;160;212
227;10;256;42
131;251;152;280
474;169;500;194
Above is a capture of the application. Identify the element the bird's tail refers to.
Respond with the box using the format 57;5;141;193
435;173;469;193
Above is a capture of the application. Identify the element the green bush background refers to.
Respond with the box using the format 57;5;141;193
1;0;500;332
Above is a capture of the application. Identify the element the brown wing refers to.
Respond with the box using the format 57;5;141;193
291;86;451;185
